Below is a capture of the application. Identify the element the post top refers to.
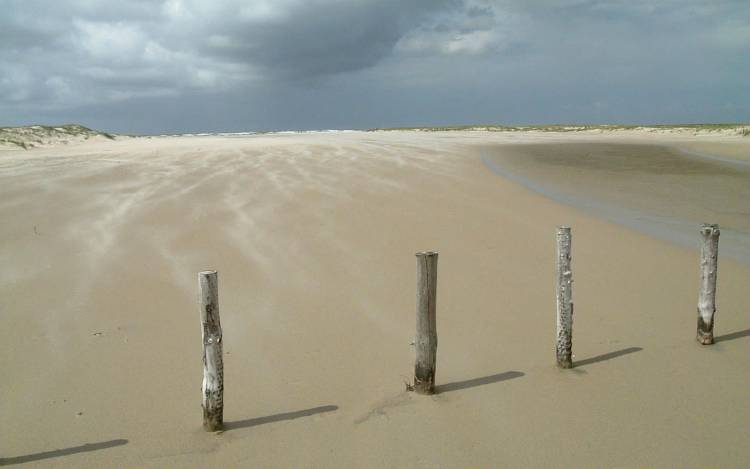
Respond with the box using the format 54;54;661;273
700;223;720;235
199;270;218;276
415;251;438;257
557;225;571;231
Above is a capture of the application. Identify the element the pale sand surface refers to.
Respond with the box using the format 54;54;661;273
1;131;748;467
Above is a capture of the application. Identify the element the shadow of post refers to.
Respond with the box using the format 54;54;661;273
714;328;750;343
574;347;643;368
0;439;128;466
435;371;524;394
223;405;338;431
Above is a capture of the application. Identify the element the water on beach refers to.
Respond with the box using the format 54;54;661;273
481;143;750;264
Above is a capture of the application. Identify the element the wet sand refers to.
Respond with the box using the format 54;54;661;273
1;131;749;467
481;142;750;264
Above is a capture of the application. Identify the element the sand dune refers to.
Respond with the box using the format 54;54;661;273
0;124;119;151
1;131;748;467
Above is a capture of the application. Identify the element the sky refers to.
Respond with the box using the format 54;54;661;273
1;0;749;134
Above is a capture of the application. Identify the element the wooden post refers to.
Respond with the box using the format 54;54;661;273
414;251;438;394
556;227;573;368
697;224;720;345
199;270;223;431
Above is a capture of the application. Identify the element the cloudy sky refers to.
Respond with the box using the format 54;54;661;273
1;0;748;134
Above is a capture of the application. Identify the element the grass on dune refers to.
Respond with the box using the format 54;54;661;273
0;124;115;149
367;123;750;135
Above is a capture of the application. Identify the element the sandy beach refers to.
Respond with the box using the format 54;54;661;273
1;130;749;467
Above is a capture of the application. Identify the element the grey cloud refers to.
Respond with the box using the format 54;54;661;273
189;0;461;78
1;0;748;133
1;0;462;110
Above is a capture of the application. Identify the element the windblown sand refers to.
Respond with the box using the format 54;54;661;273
1;131;748;467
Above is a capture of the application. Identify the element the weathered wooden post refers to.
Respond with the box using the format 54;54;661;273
414;251;438;394
199;270;223;431
697;224;720;345
556;226;573;368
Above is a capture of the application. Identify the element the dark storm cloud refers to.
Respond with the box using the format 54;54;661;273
1;0;748;133
195;0;460;78
0;0;462;110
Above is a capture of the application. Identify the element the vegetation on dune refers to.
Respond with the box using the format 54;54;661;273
0;124;115;150
367;123;750;135
1;123;747;148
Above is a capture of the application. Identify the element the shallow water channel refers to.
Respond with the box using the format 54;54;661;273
481;142;750;265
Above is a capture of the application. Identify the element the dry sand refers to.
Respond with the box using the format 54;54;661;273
1;130;748;467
